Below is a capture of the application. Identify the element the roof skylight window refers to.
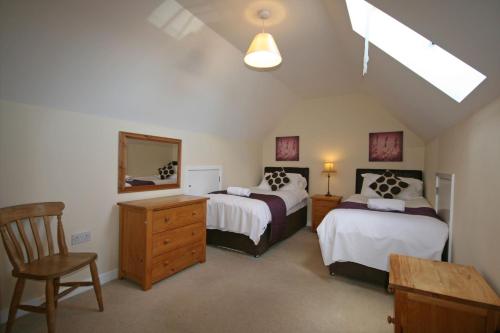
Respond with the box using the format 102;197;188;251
346;0;486;102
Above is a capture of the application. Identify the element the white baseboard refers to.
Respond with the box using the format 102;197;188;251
0;269;118;324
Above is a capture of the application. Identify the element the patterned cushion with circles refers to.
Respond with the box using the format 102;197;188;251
266;167;291;191
158;161;177;180
369;170;409;199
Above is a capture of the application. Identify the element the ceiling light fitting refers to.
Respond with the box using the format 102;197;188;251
244;9;282;70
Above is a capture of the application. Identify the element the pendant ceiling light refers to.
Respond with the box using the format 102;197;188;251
244;9;282;69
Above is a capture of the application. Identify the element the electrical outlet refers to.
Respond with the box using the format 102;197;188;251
71;231;91;246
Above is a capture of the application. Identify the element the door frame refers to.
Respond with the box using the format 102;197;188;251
435;173;455;262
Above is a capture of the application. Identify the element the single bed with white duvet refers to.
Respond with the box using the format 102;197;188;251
206;172;309;245
207;187;308;245
317;194;449;272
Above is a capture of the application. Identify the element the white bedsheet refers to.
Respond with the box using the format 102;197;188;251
317;194;448;271
206;187;308;245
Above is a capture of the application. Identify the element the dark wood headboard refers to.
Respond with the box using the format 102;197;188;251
355;169;423;194
264;167;309;192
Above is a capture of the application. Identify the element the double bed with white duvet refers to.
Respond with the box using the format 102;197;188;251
317;169;449;285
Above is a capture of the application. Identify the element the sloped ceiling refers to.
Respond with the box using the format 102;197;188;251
0;0;298;140
1;0;499;141
178;0;500;140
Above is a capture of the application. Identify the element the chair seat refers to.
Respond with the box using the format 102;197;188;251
14;252;97;280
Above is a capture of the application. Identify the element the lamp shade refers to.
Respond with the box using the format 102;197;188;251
322;161;336;173
244;32;282;69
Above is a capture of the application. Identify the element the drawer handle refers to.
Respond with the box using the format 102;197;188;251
387;316;395;325
191;250;196;254
192;212;196;216
164;217;170;223
191;231;196;236
163;261;169;267
163;239;170;245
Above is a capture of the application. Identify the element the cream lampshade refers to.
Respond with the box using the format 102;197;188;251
244;32;282;69
322;162;336;196
322;161;336;174
244;9;282;70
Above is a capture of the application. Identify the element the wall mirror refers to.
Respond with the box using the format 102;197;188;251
118;132;182;193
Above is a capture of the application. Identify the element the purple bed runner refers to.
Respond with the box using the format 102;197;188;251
337;201;441;220
211;191;287;243
126;179;155;186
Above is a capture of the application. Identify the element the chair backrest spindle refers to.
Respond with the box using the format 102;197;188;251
28;217;44;258
15;219;35;262
57;215;68;255
5;224;24;261
0;226;26;271
43;215;55;256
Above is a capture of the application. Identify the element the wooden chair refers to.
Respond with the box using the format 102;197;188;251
0;202;103;333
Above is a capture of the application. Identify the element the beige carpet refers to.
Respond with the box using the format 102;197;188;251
3;229;393;333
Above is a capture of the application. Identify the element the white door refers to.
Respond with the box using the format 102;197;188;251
185;167;221;195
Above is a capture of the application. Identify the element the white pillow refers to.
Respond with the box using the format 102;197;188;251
360;173;381;198
397;177;423;200
280;173;307;191
367;198;405;212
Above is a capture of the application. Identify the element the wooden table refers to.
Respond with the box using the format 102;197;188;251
388;254;500;333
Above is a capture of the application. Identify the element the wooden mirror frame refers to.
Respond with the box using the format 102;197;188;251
118;131;182;193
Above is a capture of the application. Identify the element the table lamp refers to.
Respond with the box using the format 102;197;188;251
322;161;336;197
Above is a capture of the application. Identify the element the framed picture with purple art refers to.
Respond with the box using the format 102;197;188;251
276;136;299;161
369;131;403;162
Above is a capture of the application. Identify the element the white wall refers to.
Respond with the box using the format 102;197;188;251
424;97;500;292
262;94;426;205
0;100;262;315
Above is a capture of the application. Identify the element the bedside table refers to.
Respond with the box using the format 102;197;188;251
311;194;342;232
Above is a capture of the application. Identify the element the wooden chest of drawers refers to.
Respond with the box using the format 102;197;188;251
118;195;208;290
311;194;342;232
388;254;500;333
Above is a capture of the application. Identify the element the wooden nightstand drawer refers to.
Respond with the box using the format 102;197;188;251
313;205;334;216
312;209;331;221
313;200;337;210
312;209;333;222
311;194;342;232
